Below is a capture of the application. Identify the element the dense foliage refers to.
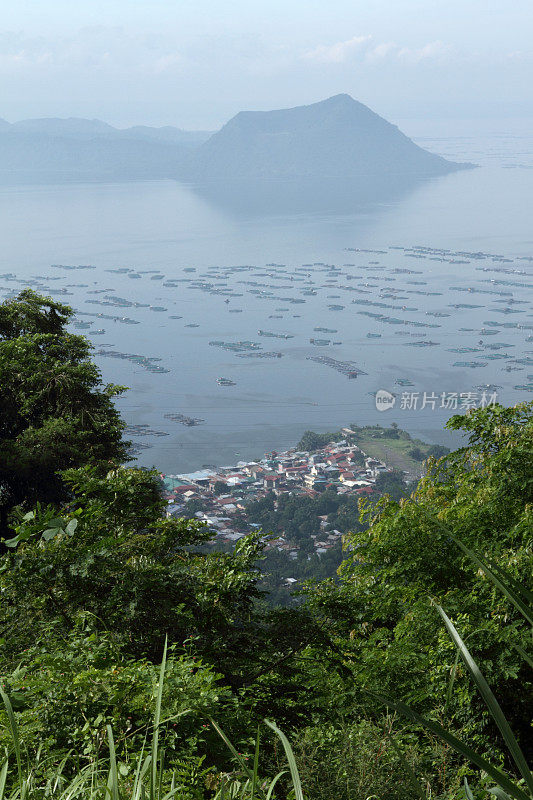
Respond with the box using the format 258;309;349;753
0;289;129;538
0;292;531;799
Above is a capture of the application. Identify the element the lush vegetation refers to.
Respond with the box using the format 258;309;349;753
297;424;449;475
0;292;531;799
0;290;129;540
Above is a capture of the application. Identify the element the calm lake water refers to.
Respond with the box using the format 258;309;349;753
1;121;532;471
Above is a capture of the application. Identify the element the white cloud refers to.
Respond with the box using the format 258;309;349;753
397;40;451;63
303;35;372;63
0;27;188;75
365;42;396;62
303;35;452;66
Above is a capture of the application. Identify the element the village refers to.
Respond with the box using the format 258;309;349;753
161;427;397;560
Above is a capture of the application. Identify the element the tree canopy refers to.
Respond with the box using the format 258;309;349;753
0;290;129;537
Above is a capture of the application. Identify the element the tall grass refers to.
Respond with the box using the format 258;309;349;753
0;523;530;799
0;639;304;800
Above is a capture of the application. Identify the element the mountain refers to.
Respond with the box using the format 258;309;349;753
3;117;212;145
0;97;471;184
189;94;470;180
0;118;212;183
9;117;117;139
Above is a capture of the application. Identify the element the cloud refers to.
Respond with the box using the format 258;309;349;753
303;35;452;66
365;42;397;62
0;27;188;75
303;35;372;63
397;41;451;63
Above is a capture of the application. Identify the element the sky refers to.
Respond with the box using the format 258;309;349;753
1;0;532;130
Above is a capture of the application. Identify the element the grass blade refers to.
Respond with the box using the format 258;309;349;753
418;508;533;625
130;738;149;800
435;604;533;795
251;726;260;800
512;642;533;670
372;694;530;800
209;718;254;781
151;637;168;800
106;725;120;800
0;685;23;789
0;760;8;800
264;720;304;800
446;647;462;711
265;771;288;800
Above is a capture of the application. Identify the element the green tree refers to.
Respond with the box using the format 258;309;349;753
0;463;325;729
373;469;408;500
0;290;129;538
427;443;451;459
297;430;339;452
306;402;533;766
0;465;259;668
408;446;425;461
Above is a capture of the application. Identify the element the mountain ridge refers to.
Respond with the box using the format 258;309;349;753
189;93;471;180
0;116;212;145
0;95;473;184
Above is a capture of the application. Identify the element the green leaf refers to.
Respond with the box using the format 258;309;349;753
265;771;288;800
0;686;23;789
512;642;533;670
435;604;533;796
4;536;21;548
42;528;61;541
464;777;475;800
251;726;260;800
0;759;9;800
371;693;531;800
151;636;167;800
47;518;66;528
264;720;304;800
209;718;254;781
105;725;119;800
65;518;78;536
490;789;515;800
418;507;533;626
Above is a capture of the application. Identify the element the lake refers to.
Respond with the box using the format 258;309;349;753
1;121;532;472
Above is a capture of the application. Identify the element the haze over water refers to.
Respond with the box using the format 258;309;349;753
1;121;532;472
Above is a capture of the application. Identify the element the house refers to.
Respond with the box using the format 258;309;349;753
173;485;195;496
339;471;356;482
304;474;328;492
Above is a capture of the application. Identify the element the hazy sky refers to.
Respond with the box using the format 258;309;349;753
1;0;532;129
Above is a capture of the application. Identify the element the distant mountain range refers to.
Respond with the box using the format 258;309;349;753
0;95;472;184
0;117;212;183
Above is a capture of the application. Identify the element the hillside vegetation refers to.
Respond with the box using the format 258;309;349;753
0;291;531;799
